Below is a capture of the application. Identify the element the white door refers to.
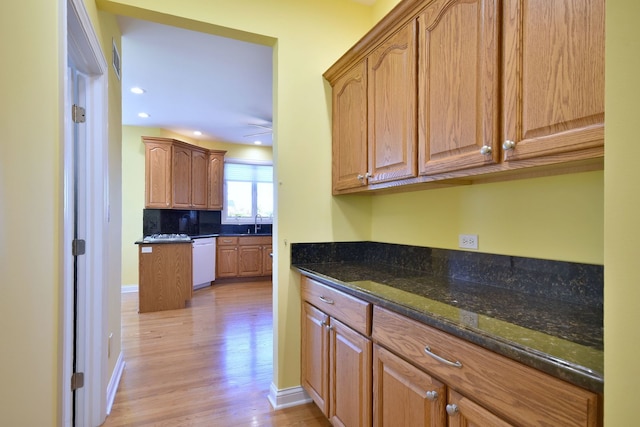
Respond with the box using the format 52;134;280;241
69;65;88;426
64;0;110;425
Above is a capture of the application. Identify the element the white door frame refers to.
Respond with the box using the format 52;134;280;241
62;0;109;425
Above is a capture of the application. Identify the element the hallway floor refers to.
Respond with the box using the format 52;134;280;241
102;280;330;426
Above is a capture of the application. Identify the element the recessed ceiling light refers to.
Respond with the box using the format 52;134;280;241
193;131;202;136
130;87;145;94
254;140;262;145
138;112;150;118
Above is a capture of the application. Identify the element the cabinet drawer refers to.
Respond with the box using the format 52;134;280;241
372;306;600;427
217;236;238;246
239;236;271;246
301;276;371;336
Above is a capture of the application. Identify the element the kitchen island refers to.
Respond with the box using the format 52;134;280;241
137;238;193;313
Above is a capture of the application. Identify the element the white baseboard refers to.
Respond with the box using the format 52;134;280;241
106;352;125;415
267;383;312;410
121;284;138;293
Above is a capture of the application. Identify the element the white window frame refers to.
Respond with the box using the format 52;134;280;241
222;158;274;225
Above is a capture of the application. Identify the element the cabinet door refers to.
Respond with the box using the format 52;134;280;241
332;60;369;192
447;389;514;427
368;21;417;184
208;152;224;210
191;149;208;209
172;145;192;208
262;245;273;275
373;345;446;427
329;318;372;427
145;142;172;208
216;245;238;278
301;302;330;416
502;0;604;162
238;245;263;277
417;0;499;176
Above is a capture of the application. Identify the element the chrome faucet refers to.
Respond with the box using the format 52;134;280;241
254;213;262;234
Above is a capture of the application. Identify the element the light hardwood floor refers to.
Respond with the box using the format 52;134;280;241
103;280;330;426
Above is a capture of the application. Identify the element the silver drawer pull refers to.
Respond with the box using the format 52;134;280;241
319;295;334;305
424;346;462;368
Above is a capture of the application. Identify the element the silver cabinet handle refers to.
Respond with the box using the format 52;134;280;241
502;140;516;150
320;321;333;330
424;346;462;368
446;404;459;416
480;145;492;155
425;390;439;401
365;172;372;178
319;295;334;305
357;174;364;180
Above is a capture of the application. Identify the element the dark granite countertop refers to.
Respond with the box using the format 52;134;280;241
293;261;603;394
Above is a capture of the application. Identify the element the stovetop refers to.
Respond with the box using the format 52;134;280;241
142;233;193;243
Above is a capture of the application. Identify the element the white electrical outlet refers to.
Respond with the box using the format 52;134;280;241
459;234;479;249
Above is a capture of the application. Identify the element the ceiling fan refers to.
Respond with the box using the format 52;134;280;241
243;123;272;138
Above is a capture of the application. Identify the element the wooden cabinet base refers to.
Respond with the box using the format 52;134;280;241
138;243;193;313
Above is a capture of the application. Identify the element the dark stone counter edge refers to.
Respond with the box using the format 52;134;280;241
293;265;604;394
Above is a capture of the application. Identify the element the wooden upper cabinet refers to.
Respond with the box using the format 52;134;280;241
368;20;417;184
208;151;225;210
325;0;604;193
191;148;208;209
501;0;605;162
143;136;225;210
417;0;500;175
171;145;192;209
144;140;172;208
332;60;368;193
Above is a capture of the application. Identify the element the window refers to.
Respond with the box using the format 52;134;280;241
222;161;273;224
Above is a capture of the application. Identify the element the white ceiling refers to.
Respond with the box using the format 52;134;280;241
117;1;377;146
117;16;274;145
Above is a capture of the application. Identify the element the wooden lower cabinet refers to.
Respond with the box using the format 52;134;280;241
300;276;373;427
216;236;272;279
374;343;514;427
138;243;192;313
301;302;372;427
373;344;445;427
216;244;239;278
299;275;601;427
446;389;514;427
373;306;601;427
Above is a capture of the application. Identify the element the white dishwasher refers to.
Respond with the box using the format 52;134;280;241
192;237;216;289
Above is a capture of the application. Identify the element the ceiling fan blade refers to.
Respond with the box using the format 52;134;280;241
243;130;272;137
248;123;272;130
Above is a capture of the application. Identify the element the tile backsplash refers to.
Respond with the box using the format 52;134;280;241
291;241;603;307
142;209;272;236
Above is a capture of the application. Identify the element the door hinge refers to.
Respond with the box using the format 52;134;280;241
71;372;84;391
72;239;86;256
72;104;86;123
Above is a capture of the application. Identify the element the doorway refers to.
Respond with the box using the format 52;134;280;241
62;0;109;425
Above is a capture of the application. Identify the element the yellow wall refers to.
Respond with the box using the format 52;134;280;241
2;0;631;424
121;126;273;285
0;0;122;425
604;1;640;424
0;1;61;424
371;171;604;264
96;8;125;402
